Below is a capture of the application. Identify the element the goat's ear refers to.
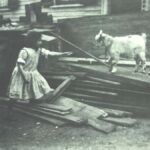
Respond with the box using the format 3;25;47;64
99;30;103;34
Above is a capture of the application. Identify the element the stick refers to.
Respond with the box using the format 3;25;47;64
50;31;110;67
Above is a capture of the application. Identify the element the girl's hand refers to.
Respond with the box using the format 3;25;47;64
63;52;73;56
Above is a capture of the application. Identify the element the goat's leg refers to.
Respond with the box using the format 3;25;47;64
140;53;146;73
140;62;146;73
134;55;141;72
109;58;118;73
108;57;114;72
111;63;117;73
110;54;119;73
107;56;112;64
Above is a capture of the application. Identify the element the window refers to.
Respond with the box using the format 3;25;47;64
0;0;8;8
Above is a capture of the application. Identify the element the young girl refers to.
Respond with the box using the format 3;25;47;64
8;31;72;103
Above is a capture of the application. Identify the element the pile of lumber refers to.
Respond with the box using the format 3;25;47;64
0;69;140;133
60;63;150;115
0;60;148;133
40;60;150;115
0;96;137;134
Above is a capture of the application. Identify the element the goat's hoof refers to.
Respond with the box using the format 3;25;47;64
139;67;147;74
134;67;139;73
111;67;117;73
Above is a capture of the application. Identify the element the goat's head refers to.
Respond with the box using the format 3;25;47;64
95;30;106;44
95;30;113;48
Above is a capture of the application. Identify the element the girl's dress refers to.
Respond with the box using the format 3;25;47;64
8;47;56;101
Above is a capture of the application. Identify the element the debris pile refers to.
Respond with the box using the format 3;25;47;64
0;96;137;134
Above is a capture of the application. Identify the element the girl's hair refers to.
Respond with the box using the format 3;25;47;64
25;31;42;48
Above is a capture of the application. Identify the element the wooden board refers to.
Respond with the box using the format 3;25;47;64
99;108;133;117
58;57;150;67
32;103;72;112
67;63;150;90
15;104;86;125
45;75;76;103
15;107;67;126
102;117;137;127
54;96;116;133
88;119;116;134
16;104;71;115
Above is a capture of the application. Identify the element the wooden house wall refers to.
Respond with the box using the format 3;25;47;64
0;0;41;21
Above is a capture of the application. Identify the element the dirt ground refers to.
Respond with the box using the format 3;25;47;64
0;106;150;150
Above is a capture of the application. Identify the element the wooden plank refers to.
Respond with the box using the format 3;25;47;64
64;91;150;108
88;119;116;134
64;91;137;105
74;80;150;95
71;83;150;104
43;71;86;78
44;75;71;80
99;108;133;117
102;117;137;127
35;106;71;115
58;57;150;67
67;98;150;115
86;75;120;85
15;103;71;115
68;63;150;90
35;103;72;112
47;75;76;103
0;103;67;126
15;104;85;125
54;96;117;133
70;87;118;96
0;96;72;112
14;107;67;126
54;96;107;118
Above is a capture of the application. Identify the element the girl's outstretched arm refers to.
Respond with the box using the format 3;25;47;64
41;48;72;58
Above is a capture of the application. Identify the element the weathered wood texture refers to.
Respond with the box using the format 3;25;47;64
58;57;150;67
15;107;67;126
102;117;137;127
0;0;41;21
48;75;76;102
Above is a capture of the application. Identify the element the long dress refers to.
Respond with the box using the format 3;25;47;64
8;47;56;101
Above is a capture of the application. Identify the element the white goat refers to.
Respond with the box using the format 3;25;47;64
95;30;147;73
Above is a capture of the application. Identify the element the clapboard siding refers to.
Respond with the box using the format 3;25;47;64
45;6;101;21
20;0;41;5
1;0;41;21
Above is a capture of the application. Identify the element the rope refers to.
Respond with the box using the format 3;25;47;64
50;31;110;68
